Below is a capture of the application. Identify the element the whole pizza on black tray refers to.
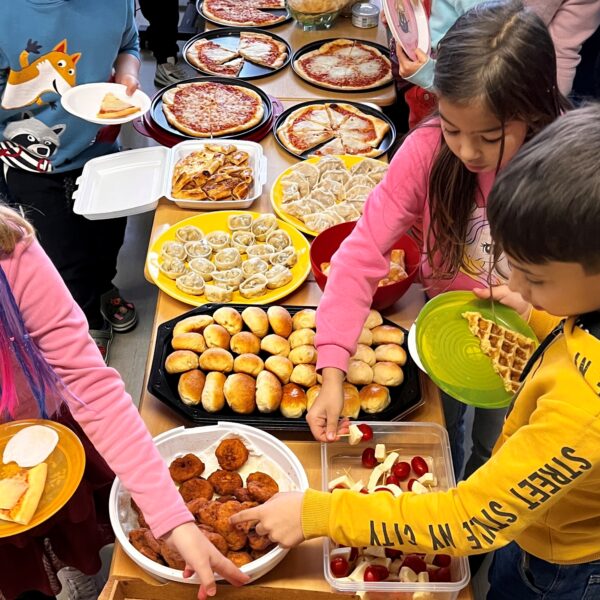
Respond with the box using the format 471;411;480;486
293;39;393;91
162;81;265;138
201;0;288;27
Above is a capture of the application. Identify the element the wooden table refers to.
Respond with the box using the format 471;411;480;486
203;5;397;107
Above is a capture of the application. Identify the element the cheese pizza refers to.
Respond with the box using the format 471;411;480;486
97;92;140;119
239;31;288;68
277;102;390;157
294;39;392;91
203;0;287;27
162;82;264;138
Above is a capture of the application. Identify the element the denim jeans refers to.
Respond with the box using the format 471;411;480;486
488;542;600;599
442;391;507;480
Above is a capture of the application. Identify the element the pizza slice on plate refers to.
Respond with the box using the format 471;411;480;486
97;93;140;119
239;32;288;69
186;39;245;76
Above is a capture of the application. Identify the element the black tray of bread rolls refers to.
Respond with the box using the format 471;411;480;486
148;303;423;430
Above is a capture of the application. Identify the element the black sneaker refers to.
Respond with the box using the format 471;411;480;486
100;287;138;333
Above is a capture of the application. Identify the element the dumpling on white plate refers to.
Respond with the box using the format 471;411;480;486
289;161;319;187
265;265;293;289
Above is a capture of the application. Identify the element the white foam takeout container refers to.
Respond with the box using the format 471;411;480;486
109;421;308;585
73;139;267;220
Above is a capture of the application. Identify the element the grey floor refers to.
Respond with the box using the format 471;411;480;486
62;5;490;597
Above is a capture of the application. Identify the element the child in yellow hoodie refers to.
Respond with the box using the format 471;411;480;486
231;105;600;599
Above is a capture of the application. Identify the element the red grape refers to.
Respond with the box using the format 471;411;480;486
357;423;374;441
402;554;427;574
407;478;417;491
433;554;451;568
374;486;394;494
364;565;389;582
359;487;369;494
361;447;378;468
429;566;451;582
330;557;350;578
391;461;411;481
385;474;400;486
411;456;429;477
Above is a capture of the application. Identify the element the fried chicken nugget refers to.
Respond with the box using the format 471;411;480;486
199;528;229;555
186;497;209;520
227;550;253;568
159;540;186;570
130;498;149;528
169;453;205;483
208;469;244;496
129;528;163;563
215;438;249;471
215;500;247;550
247;472;279;504
198;500;221;528
179;477;214;502
232;487;252;502
217;495;237;503
248;529;273;551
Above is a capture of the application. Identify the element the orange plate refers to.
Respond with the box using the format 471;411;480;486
0;419;85;538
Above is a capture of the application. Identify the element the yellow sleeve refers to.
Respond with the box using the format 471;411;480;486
302;394;600;555
528;309;562;341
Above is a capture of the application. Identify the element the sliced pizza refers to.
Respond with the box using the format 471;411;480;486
203;0;286;27
186;39;244;76
239;31;288;69
0;463;48;525
294;39;392;91
97;92;140;119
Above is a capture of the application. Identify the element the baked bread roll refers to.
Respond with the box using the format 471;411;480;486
230;331;261;355
341;382;361;419
165;350;198;374
351;344;376;367
255;371;282;413
178;369;206;405
280;383;307;418
267;306;293;338
288;328;315;349
372;361;404;386
306;384;321;411
203;324;231;349
260;334;290;357
290;363;317;387
357;327;373;346
234;353;264;377
372;325;405;346
201;371;226;412
224;373;256;414
292;308;316;330
241;307;269;338
198;348;234;373
359;383;391;413
264;355;294;384
374;343;407;365
346;359;373;385
171;332;206;354
213;307;243;335
173;314;214;336
364;309;383;330
289;344;317;365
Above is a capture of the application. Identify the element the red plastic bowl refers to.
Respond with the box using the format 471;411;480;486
310;221;420;310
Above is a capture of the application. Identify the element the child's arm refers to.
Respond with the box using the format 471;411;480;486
8;240;248;596
114;0;141;95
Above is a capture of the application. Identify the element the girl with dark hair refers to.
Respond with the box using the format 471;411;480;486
308;1;569;478
0;205;247;599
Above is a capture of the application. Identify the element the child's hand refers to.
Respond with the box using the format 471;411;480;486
230;492;305;548
163;522;250;598
306;368;349;442
473;286;532;320
115;72;139;96
396;45;429;78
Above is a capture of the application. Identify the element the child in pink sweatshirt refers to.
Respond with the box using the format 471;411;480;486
0;206;247;599
309;2;569;478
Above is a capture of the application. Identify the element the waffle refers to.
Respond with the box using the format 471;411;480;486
462;311;536;393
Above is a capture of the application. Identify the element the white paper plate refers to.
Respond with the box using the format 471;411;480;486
408;323;426;372
61;82;151;125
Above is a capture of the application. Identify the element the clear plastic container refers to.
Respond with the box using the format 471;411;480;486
321;421;470;599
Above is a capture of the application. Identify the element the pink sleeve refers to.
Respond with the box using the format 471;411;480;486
6;240;193;538
315;125;439;371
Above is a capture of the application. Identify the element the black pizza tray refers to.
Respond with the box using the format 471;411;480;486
196;0;291;29
148;303;423;431
291;38;394;93
150;76;273;141
183;27;291;80
273;99;397;159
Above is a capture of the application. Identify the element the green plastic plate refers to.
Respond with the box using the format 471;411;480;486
415;291;538;408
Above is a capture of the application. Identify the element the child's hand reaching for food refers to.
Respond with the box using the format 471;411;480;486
230;492;305;548
473;285;532;320
306;367;350;442
163;522;250;599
